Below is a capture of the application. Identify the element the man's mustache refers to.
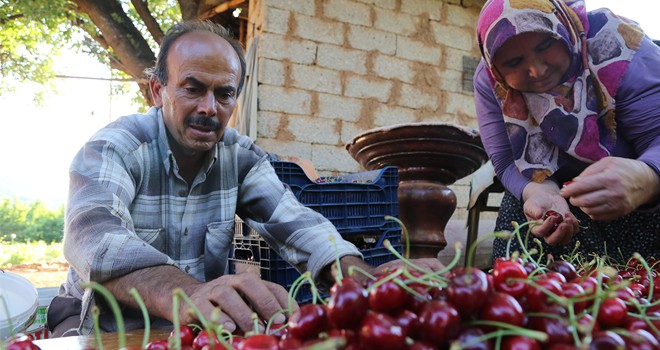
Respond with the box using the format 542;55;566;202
186;115;221;130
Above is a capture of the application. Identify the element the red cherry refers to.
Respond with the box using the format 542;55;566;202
479;292;525;331
287;303;329;340
327;277;369;330
417;300;461;347
446;267;491;318
145;339;169;350
170;325;196;347
597;298;628;328
526;316;573;346
238;334;279;350
589;330;626;349
192;330;221;350
368;274;410;315
358;312;405;350
525;277;563;312
501;335;541;350
623;329;660;350
562;282;587;314
492;260;528;298
547;260;578;282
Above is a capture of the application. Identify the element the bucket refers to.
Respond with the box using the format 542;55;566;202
0;271;39;340
23;287;58;340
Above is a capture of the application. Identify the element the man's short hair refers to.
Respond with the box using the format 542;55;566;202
145;20;247;96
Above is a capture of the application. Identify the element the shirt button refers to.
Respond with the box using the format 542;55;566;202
183;228;188;236
179;190;186;197
184;265;190;273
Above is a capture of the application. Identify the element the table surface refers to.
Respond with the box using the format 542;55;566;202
33;328;172;349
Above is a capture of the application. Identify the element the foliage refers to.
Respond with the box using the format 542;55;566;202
0;0;185;105
0;197;64;244
0;241;64;266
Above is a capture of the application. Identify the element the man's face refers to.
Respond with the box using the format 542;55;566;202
151;31;241;157
492;32;570;93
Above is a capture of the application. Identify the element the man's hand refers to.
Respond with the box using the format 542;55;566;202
373;258;445;276
180;273;292;332
103;265;294;333
325;255;445;287
560;157;660;221
522;181;579;245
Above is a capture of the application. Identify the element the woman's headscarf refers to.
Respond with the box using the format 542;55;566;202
476;0;644;182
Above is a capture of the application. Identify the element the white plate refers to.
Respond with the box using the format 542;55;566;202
0;271;39;340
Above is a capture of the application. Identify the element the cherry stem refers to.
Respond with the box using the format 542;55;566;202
128;287;150;349
466;230;511;271
385;215;411;262
328;235;343;283
466;320;549;342
82;282;126;349
171;293;182;350
91;306;104;350
172;288;210;329
347;264;376;281
301;335;347;349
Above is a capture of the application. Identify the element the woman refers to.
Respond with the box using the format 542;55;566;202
473;0;660;264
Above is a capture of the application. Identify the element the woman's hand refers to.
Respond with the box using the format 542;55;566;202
522;181;580;245
560;157;660;221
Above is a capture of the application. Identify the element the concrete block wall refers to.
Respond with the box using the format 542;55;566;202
247;0;487;220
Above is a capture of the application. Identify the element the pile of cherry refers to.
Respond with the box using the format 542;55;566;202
5;255;660;350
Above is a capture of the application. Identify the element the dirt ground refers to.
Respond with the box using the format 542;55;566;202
3;261;69;288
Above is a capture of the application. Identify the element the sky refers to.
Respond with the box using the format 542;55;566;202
0;0;658;209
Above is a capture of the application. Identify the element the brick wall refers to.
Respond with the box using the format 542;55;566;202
246;0;487;219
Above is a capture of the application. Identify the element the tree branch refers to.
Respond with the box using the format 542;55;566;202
130;0;164;44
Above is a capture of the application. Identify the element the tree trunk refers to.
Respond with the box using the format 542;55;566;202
71;0;158;105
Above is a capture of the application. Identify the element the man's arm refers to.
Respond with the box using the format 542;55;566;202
103;265;292;333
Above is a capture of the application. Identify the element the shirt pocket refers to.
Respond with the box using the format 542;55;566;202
204;219;236;280
134;227;166;251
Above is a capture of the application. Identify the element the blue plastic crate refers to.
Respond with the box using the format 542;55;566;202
271;161;399;232
229;227;402;304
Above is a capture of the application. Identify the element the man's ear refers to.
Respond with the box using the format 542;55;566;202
149;77;164;107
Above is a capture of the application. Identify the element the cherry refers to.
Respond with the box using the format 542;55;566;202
192;330;221;350
623;329;660;350
417;300;461;347
501;335;541;350
5;334;40;350
358;312;406;350
405;340;437;350
170;324;196;347
327;277;369;330
526;316;573;346
238;334;279;350
525;277;564;312
446;267;491;318
393;309;419;339
589;330;626;350
145;339;169;350
479;292;525;331
562;282;587;314
547;260;578;282
492;259;528;298
597;297;628;328
543;210;563;230
369;274;410;315
287;303;329;340
278;335;303;350
455;326;493;350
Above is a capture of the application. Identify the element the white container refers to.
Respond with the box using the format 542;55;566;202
24;287;58;340
0;271;39;340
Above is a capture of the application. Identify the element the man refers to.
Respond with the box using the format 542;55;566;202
47;20;443;337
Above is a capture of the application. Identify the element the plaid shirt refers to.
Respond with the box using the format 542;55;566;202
62;107;360;333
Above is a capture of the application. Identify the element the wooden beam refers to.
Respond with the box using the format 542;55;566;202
199;0;247;19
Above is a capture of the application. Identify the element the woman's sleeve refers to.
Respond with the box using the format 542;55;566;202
615;37;660;176
473;61;531;199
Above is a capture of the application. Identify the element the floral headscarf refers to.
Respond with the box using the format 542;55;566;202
477;0;644;182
